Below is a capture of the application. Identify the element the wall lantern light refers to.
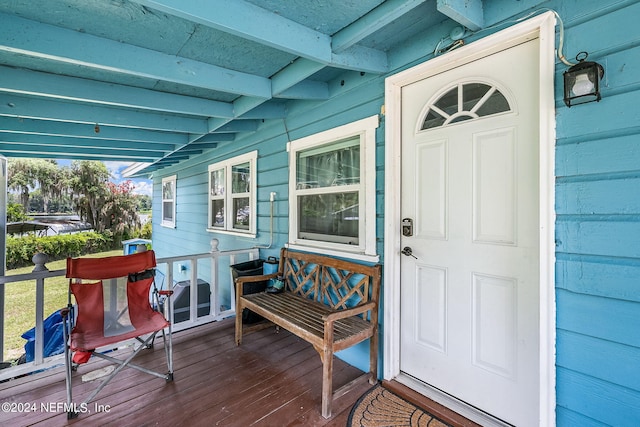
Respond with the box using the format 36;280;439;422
563;51;604;107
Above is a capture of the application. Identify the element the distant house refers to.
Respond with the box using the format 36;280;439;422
1;1;639;425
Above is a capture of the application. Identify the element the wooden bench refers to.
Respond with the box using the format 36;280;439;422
235;248;381;418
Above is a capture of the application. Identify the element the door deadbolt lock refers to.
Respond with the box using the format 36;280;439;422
402;218;413;237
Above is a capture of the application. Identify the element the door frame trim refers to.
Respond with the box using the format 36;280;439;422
383;11;557;426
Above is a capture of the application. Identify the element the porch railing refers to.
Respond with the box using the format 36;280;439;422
0;239;258;382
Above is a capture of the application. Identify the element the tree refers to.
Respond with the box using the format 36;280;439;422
36;159;70;213
136;194;152;211
32;159;59;213
6;159;146;241
7;158;37;213
68;161;142;242
69;161;111;231
7;159;72;214
101;180;141;243
28;189;44;212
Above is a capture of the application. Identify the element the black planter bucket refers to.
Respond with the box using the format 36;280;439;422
230;259;267;323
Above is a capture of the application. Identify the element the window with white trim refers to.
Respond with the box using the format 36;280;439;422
161;175;176;228
207;151;257;236
288;115;378;261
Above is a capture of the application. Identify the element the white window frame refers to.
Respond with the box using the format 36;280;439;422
161;175;176;228
288;115;379;262
206;150;257;237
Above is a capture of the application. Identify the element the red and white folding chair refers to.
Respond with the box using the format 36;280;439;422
61;250;173;419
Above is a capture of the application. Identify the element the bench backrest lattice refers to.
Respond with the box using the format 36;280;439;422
281;249;379;316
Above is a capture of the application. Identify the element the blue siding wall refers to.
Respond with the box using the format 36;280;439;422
554;0;640;424
151;0;640;423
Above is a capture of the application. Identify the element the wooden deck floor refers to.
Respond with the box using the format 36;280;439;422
0;318;373;427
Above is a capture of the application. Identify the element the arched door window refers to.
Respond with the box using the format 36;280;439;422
420;82;512;130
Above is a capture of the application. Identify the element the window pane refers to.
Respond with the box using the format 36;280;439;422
422;109;446;129
211;200;224;228
232;162;251;194
162;202;173;222
210;169;224;196
162;181;173;199
233;197;250;229
449;115;473;124
475;90;510;116
434;87;458;116
298;192;359;243
297;138;360;188
462;83;491;111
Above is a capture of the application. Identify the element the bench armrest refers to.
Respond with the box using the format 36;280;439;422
322;301;377;323
235;273;279;298
322;301;378;346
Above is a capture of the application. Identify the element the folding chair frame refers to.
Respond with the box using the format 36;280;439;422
61;253;174;419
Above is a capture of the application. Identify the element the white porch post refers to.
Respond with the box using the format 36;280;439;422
0;155;7;359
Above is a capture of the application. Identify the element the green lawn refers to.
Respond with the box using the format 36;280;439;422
3;250;123;361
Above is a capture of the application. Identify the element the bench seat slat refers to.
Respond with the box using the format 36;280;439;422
242;292;373;349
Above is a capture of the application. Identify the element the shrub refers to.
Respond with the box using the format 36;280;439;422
7;203;30;222
139;216;152;240
6;232;115;269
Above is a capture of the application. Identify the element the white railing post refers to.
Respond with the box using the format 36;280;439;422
32;252;49;365
165;261;174;322
189;256;198;322
0;156;6;361
210;239;220;318
228;253;237;317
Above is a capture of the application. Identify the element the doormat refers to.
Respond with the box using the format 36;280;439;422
348;384;452;427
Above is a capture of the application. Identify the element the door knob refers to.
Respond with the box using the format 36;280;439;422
401;246;418;259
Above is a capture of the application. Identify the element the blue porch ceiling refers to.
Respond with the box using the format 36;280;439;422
0;0;477;175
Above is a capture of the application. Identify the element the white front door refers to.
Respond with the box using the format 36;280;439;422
400;39;540;426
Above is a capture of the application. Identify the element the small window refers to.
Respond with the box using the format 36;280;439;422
207;151;257;236
420;82;511;130
161;175;176;228
288;115;378;261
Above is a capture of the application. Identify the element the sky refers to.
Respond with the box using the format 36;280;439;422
105;161;153;197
